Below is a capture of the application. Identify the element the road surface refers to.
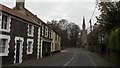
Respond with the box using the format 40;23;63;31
9;48;96;66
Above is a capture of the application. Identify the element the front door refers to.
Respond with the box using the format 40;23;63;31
15;40;21;63
42;41;46;57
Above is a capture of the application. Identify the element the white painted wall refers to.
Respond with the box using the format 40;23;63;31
37;27;40;59
51;30;61;52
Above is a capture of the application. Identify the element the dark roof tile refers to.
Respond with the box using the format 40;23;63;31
0;4;40;26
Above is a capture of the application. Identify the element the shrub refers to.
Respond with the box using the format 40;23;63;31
108;28;120;52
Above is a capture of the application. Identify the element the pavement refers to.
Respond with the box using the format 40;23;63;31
86;50;118;66
2;48;118;67
89;53;118;66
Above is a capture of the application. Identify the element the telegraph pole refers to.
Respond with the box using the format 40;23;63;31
89;19;92;32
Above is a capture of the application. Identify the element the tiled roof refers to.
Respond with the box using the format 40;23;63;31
0;3;61;35
0;4;40;26
47;23;61;36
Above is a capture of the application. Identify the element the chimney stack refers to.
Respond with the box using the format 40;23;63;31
15;0;25;10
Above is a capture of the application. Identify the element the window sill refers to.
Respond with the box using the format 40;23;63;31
0;29;10;33
27;52;33;55
28;34;34;37
0;53;8;56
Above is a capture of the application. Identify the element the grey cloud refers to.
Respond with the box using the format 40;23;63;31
1;1;100;29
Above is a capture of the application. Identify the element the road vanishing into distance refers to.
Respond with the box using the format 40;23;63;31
6;48;96;67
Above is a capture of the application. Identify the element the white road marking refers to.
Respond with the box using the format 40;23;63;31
63;48;76;66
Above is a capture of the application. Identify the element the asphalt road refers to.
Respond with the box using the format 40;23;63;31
9;48;96;66
42;48;95;66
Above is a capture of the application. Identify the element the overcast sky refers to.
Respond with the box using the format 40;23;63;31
1;0;100;29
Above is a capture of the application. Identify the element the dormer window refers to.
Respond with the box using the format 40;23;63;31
28;24;34;36
0;14;11;32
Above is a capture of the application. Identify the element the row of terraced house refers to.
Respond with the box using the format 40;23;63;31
0;0;61;65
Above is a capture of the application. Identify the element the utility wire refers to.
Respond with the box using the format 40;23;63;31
89;0;98;31
90;2;97;21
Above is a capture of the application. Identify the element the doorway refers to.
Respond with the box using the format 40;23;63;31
14;37;24;64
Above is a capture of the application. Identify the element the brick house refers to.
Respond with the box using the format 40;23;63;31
0;3;40;65
0;0;61;66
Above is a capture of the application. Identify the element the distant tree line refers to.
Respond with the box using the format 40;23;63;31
48;19;81;48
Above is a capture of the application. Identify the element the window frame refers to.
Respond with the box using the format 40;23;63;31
0;34;10;56
27;24;34;37
42;25;45;37
45;26;48;38
0;13;11;32
55;33;57;41
50;29;51;39
27;39;33;54
0;39;7;53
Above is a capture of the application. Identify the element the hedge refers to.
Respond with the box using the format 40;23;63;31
108;28;120;52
